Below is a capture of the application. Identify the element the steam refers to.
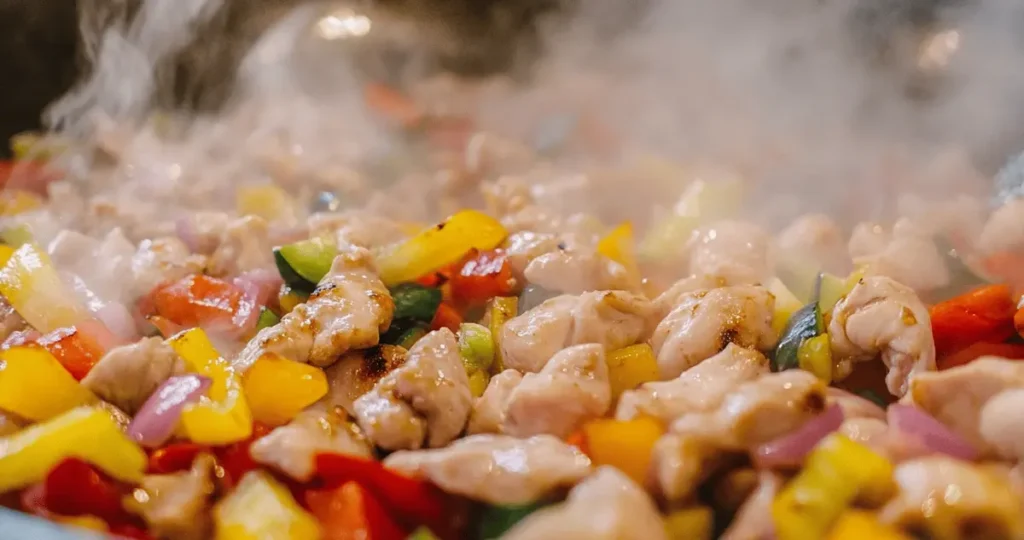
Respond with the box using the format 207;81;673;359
35;0;1024;233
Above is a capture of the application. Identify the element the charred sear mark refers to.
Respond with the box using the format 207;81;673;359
802;390;826;413
362;346;389;377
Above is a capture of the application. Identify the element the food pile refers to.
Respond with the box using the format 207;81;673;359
1;83;1024;540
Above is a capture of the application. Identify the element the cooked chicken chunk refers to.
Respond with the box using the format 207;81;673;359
848;222;890;260
837;418;894;459
978;198;1024;256
502;467;668;540
652;274;731;318
383;434;591;505
467;344;611;439
980;389;1024;461
81;337;186;415
322;345;407;416
125;454;216;540
721;472;782;540
250;407;373;481
504;231;562;276
501;291;654;373
353;329;471;450
829;276;935;397
651;285;776;379
910;358;1024;456
206;215;275;277
686;220;774;286
131;237;207;296
307;210;408;250
650;433;719;503
235;246;394;370
616;344;770;423
524;249;638;294
880;457;1024;539
777;213;848;274
827;387;887;421
850;219;950;293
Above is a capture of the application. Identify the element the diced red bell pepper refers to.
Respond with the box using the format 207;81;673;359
147;443;207;474
314;453;458;538
430;303;463;333
41;458;129;523
416;269;452;289
146;274;251;335
36;326;107;381
450;249;515;306
0;161;61;195
1015;308;1024;339
213;422;273;489
364;83;423;129
938;341;1024;370
304;481;407;540
930;284;1018;356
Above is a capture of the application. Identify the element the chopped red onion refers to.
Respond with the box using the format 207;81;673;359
233;269;283;307
753;404;844;469
128;374;212;448
887;404;979;461
230;276;265;336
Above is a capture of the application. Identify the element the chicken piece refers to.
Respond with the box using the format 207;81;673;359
909;358;1024;456
250;407;373;481
307;210;408;250
482;176;535;219
616;344;770;423
829;276;936;397
524;249;639;294
501;291;654;373
0;296;27;344
651;285;777;379
685;220;774;286
501;467;668;540
353;329;471;450
777;213;848;274
652;274;731;319
466;344;611;439
848;222;890;260
504;231;561;276
897;193;986;249
978;198;1024;256
650;433;720;503
131;236;207;297
383;434;591;505
852;219;950;293
880;457;1024;539
721;472;782;540
235;246;394;370
125;453;216;540
48;228;137;304
81;337;186;415
322;345;407;416
670;370;828;449
206;215;275;276
827;388;887;421
979;389;1024;461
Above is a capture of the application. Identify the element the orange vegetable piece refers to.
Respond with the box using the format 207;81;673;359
938;341;1024;370
36;326;106;381
364;83;423;129
430;303;463;333
930;284;1017;356
304;481;407;540
582;417;664;485
148;274;244;330
450;249;515;307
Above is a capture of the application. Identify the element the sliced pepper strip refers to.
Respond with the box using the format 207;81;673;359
604;344;660;401
214;471;320;540
304;481;406;540
488;296;518;373
929;284;1017;356
242;356;328;427
0;345;96;421
0;406;146;493
0;243;92;333
449;249;515;306
166;328;253;445
597;221;640;279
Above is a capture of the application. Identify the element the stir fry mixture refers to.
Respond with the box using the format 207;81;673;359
3;83;1024;540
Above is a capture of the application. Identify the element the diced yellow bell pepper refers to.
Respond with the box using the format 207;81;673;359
583;416;664;485
468;370;490;398
827;511;910;540
0;346;96;421
278;286;307;315
818;266;867;314
0;406;146;492
773;434;895;540
769;278;804;335
214;471;321;540
58;514;110;533
0;224;34;247
665;506;713;540
798;334;833;384
0;190;43;217
243;356;328;427
598;222;640;278
0;243;91;333
167;328;253;445
375;210;508;286
10;131;67;161
605;344;660;401
0;245;14;267
489;296;518;372
237;185;295;222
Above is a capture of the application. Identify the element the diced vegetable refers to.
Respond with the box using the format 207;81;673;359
127;374;212;447
450;249;515;306
754;404;844;469
430;303;462;332
236;184;295;222
773;299;824;372
488;296;518;372
391;283;444;322
214;471;320;540
255;308;280;332
0;406;146;492
938;341;1024;370
396;325;429;350
243;356;328;426
769;278;804;336
0;161;61;195
166;328;253;445
597;222;640;278
476;502;546;540
467;370;490;398
798;334;833;383
0;189;43;216
930;284;1017;356
887;404;978;461
818;267;866;314
0;243;92;333
776;258;822;304
664;506;713;540
0;223;34;247
147;443;205;474
215;423;273;490
273;237;338;292
147;274;249;334
772;434;895;540
458;323;495;373
605;344;660;401
407;526;441;540
375;210;508;286
36;326;107;381
0;346;96;421
827;511;910;540
278;284;309;314
305;481;404;540
582;417;664;485
40;458;131;524
638;215;699;261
